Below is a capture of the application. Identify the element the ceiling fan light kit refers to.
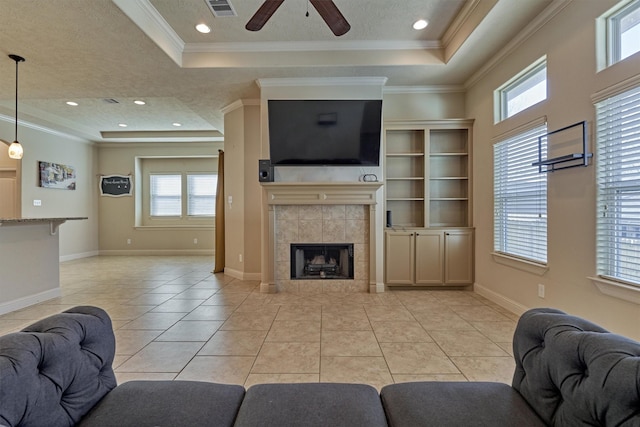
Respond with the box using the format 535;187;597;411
246;0;350;36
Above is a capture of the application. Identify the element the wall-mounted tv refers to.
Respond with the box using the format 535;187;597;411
267;99;382;166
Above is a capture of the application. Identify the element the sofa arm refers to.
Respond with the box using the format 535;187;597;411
0;306;117;427
512;308;640;426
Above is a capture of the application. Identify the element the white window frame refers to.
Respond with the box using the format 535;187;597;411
493;122;548;265
495;57;547;123
187;173;217;217
595;84;640;288
150;174;182;217
606;0;640;66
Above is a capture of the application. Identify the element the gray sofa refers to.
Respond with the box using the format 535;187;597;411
1;305;638;426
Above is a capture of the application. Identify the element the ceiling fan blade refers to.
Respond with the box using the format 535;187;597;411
309;0;350;36
246;0;285;31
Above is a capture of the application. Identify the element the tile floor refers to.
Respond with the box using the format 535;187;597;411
0;256;521;390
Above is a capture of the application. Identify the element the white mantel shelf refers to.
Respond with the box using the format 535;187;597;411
261;182;382;205
260;181;384;294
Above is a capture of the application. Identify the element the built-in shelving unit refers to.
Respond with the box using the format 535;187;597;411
383;120;474;287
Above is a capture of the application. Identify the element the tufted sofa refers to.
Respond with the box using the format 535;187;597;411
1;305;639;426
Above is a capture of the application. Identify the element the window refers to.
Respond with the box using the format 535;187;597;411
607;0;640;66
496;58;547;122
595;84;640;286
494;123;548;263
187;174;217;216
149;173;217;218
150;174;181;216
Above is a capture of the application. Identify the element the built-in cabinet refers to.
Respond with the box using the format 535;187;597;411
383;120;474;286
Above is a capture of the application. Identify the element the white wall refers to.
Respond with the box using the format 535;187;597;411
466;0;640;340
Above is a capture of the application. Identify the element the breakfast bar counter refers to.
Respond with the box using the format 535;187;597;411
0;217;87;314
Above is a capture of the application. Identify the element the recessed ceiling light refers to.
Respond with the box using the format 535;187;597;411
196;23;211;34
413;19;428;30
134;100;146;105
66;101;78;106
172;122;182;127
118;123;128;128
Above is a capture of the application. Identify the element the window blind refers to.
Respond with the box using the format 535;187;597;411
595;84;640;286
494;124;548;263
187;174;217;216
150;174;181;216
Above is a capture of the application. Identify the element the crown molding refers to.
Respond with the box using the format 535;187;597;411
184;40;440;54
384;85;466;94
0;113;91;144
221;99;261;115
256;77;388;88
465;0;573;89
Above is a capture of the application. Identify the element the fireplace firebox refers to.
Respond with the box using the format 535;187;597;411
290;243;354;280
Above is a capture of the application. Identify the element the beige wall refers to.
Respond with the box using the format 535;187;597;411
0;118;98;260
97;142;222;255
466;0;640;340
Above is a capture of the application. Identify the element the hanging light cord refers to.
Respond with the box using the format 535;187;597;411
8;55;25;142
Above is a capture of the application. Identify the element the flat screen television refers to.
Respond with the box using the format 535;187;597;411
267;99;382;166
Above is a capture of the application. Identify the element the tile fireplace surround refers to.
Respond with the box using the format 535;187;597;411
260;182;383;294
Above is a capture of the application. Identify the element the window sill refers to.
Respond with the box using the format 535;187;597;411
135;225;215;231
588;276;640;305
491;252;548;276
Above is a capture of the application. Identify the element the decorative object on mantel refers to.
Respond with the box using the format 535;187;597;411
6;54;26;160
532;120;592;172
100;174;132;197
39;161;77;190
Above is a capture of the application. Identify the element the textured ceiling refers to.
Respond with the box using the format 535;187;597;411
0;0;554;143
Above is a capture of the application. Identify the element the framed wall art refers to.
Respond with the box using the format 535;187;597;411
39;161;76;190
100;174;132;197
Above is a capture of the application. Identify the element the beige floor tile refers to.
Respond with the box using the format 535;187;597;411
176;355;255;385
364;305;415;322
156;320;223;341
199;330;267;356
101;305;155;321
275;305;322;322
450;356;516;384
114;329;163;355
392;373;468;383
371;321;433;343
322;310;372;331
151;299;205;313
183;305;237;321
320;356;393;390
450;305;513;322
120;312;186;330
125;293;175;306
429;330;511;357
115;372;177;383
321;330;382;356
471;320;517;342
221;311;277;331
203;293;249;306
148;284;193;294
380;342;460;375
174;289;218;299
116;341;204;373
266;320;321;342
413;311;475;331
245;373;319;388
252;342;320;374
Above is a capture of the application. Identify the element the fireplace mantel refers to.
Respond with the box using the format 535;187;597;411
260;181;384;294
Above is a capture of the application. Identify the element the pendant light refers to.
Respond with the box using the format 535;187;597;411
7;54;25;160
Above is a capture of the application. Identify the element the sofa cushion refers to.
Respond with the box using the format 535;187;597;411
234;383;388;427
77;380;245;427
381;381;545;427
0;306;117;427
512;308;640;426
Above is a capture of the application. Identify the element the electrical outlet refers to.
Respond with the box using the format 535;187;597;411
193;238;198;244
33;199;42;206
538;284;545;298
239;254;243;262
127;239;131;245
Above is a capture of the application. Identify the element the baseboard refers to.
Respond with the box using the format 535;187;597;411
0;288;61;316
98;249;215;256
473;282;529;316
224;267;261;281
60;250;99;263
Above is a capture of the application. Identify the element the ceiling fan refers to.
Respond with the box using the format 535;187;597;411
246;0;350;36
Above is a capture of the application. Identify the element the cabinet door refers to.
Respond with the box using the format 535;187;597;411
444;229;474;284
385;231;415;284
415;231;444;284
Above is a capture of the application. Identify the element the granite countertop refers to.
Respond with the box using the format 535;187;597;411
0;217;88;224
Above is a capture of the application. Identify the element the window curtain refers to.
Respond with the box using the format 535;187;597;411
213;150;225;273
